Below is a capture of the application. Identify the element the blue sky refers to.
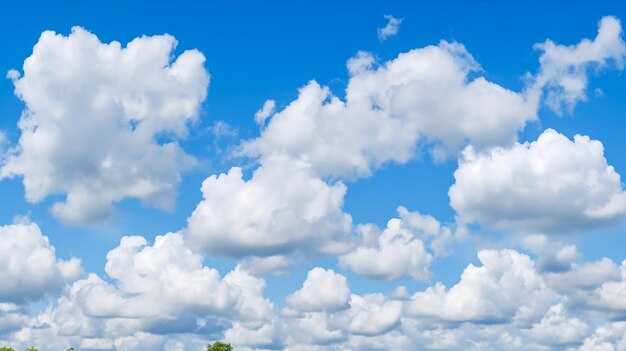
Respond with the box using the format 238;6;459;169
2;1;626;350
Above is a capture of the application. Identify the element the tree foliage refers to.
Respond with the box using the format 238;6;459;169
0;347;15;351
207;341;233;351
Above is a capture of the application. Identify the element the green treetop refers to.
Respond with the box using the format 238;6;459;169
207;341;233;351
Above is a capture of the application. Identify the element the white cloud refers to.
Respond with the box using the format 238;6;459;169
532;16;626;115
339;217;433;282
0;221;82;303
254;99;276;126
74;232;273;324
378;15;403;42
594;259;626;314
522;234;580;272
225;320;282;349
243;41;535;179
339;206;459;281
571;322;626;351
289;313;344;345
286;268;350;312
238;255;293;276
546;258;621;294
1;27;209;225
526;304;589;346
348;294;402;336
0;232;276;351
396;206;458;257
185;154;352;257
406;249;552;323
450;129;626;233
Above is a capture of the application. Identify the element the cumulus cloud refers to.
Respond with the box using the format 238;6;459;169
286;312;344;346
522;234;581;273
407;249;552;324
286;268;350;312
340;217;431;282
0;232;275;350
0;221;82;303
532;16;626;114
593;259;626;314
75;232;273;324
348;294;402;336
5;246;625;351
526;304;589;346
185;154;352;257
1;27;209;225
450;129;626;233
572;322;626;351
378;15;403;42
243;41;535;178
225;320;283;349
339;206;459;281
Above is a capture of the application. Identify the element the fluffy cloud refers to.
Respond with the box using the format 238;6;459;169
286;268;350;312
407;249;552;323
526;304;589;346
1;27;209;225
339;206;458;281
572;322;626;351
238;255;293;276
450;129;626;233
593;259;626;314
6;246;625;351
378;15;403;42
348;294;402;336
225;320;283;349
284;312;344;346
0;221;81;303
0;232;275;350
185;155;352;257
74;233;272;324
243;40;535;179
532;16;626;114
522;234;580;273
339;216;431;282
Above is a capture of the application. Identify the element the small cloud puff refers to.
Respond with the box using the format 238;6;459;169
378;15;403;42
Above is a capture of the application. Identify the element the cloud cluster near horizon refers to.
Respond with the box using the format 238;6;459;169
1;15;626;351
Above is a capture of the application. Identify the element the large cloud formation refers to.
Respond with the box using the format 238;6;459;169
185;155;353;257
3;247;626;351
450;129;626;232
243;41;535;179
1;27;209;225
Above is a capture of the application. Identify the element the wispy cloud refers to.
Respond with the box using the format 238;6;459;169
378;14;403;42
